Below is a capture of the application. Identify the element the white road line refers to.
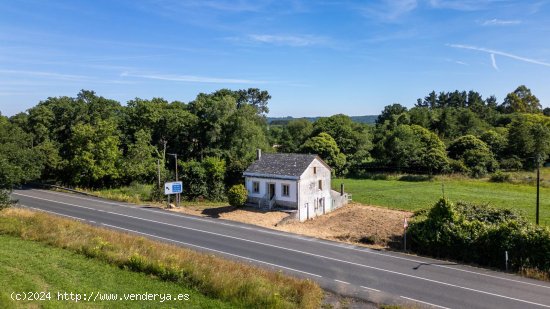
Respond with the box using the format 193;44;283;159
334;280;350;285
27;189;550;290
360;286;380;292
26;206;86;222
15;193;550;308
25;203;323;279
100;223;322;278
400;296;451;309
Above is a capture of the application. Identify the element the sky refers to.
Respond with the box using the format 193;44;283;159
1;0;549;117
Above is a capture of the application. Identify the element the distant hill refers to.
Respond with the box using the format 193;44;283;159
267;115;378;125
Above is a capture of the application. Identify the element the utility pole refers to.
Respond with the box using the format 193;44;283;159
535;154;540;225
157;159;161;191
167;153;179;207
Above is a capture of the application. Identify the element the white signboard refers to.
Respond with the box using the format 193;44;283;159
164;181;183;195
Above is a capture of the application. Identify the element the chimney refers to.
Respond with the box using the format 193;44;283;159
340;183;344;196
256;149;262;160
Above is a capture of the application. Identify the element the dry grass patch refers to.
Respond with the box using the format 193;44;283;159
0;208;323;309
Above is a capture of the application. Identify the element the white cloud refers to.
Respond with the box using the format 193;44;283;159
490;53;499;70
248;34;326;47
0;69;90;81
362;0;418;21
121;72;266;84
449;44;550;67
482;18;521;26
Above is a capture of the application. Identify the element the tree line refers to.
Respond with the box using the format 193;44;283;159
1;85;549;202
270;85;550;177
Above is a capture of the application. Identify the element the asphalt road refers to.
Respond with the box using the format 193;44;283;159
11;188;550;309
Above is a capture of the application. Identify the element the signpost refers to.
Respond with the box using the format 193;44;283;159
165;181;183;207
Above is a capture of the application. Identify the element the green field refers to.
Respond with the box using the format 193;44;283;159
0;235;233;309
333;175;550;225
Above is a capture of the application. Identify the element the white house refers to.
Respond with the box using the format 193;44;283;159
243;150;349;222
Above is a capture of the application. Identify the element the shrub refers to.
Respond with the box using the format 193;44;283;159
500;156;523;171
489;171;511;183
409;198;550;274
227;184;248;207
0;189;13;210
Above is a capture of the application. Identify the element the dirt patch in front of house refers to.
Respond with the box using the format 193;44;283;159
169;203;412;248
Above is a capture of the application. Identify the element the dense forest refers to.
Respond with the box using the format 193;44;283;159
1;85;549;201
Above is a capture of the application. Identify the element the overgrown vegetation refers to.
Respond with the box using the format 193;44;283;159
408;198;550;275
0;234;234;308
0;208;323;309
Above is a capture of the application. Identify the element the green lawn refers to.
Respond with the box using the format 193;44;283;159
333;176;550;225
0;235;234;309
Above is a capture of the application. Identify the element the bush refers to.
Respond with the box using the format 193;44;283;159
489;171;511;183
227;184;248;207
0;189;13;210
500;156;523;171
408;198;550;274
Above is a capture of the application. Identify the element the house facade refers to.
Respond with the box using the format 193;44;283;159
243;150;349;221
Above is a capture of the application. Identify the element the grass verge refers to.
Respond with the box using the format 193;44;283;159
0;234;232;308
0;208;323;309
77;183;227;208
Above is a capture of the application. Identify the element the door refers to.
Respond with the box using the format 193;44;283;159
268;183;275;199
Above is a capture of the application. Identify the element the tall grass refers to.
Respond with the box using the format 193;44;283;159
0;208;323;309
81;183;154;204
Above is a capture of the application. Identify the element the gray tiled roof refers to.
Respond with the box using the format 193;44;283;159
243;153;319;178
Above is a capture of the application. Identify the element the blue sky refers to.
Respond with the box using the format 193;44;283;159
1;0;549;117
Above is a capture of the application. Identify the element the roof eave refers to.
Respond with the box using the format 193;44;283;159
243;172;300;180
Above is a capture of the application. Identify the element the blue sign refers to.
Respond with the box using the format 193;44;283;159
164;181;183;195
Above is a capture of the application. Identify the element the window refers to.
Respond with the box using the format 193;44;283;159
282;184;290;196
253;181;260;193
318;180;323;190
313;167;317;174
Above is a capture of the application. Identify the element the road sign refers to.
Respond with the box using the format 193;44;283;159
164;181;183;195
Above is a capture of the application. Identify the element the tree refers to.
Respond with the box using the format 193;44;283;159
506;114;550;168
500;85;542;114
0;116;42;189
235;88;271;116
480;129;508;158
180;160;207;200
543;107;550;117
448;135;497;177
68;119;122;187
300;133;346;175
279;119;313;153
122;129;158;184
376;103;408;126
311;114;373;173
202;157;226;201
373;124;448;173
